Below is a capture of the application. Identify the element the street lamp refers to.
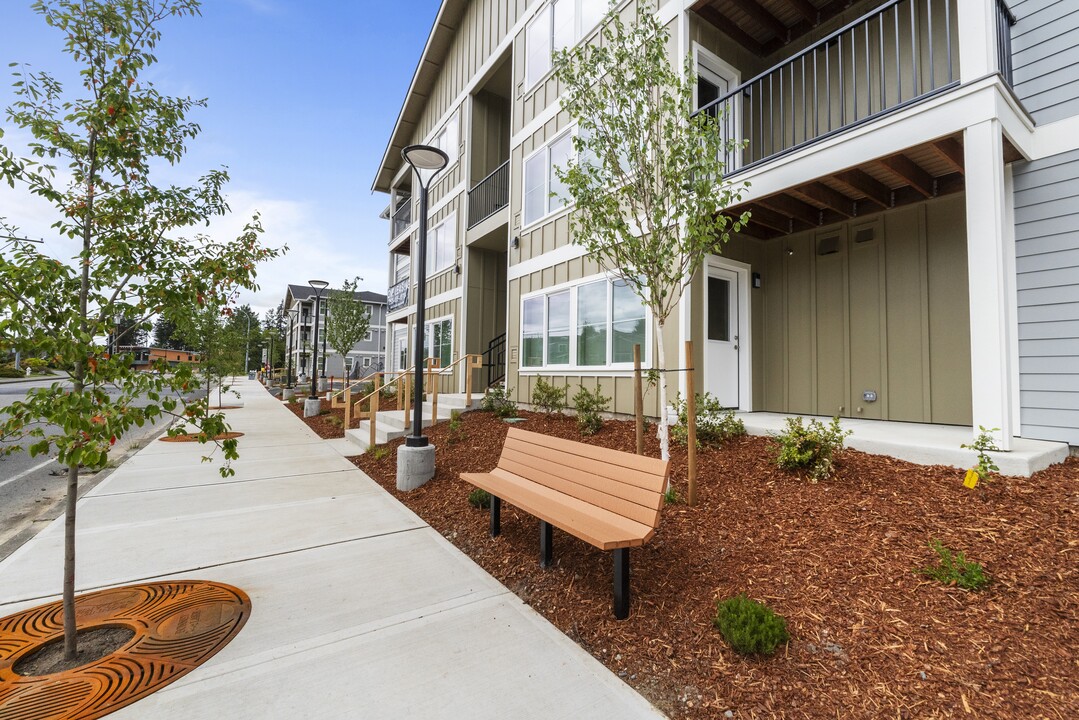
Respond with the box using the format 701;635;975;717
397;143;449;490
305;279;330;417
285;307;299;390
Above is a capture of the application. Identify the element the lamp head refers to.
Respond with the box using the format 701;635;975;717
402;144;449;187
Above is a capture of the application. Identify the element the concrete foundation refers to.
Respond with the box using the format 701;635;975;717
282;388;295;401
318;377;328;392
396;444;436;491
304;397;322;418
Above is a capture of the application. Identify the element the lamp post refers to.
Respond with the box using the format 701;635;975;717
320;300;328;385
397;143;449;490
286;307;299;390
304;280;330;417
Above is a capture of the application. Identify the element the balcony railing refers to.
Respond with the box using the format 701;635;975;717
392;201;412;238
387;278;410;312
467;160;510;229
695;0;964;173
995;0;1017;86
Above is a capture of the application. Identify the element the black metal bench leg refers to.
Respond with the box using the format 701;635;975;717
613;548;630;620
539;521;553;567
489;496;501;537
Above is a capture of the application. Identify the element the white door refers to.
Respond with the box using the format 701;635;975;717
706;267;740;408
392;327;408;372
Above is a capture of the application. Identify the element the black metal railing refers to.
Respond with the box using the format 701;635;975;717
995;0;1017;86
694;0;960;173
392;201;412;238
467;160;510;229
483;333;506;387
387;278;409;312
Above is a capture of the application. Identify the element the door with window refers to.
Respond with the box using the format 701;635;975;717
392;326;408;372
696;51;740;172
706;267;740;408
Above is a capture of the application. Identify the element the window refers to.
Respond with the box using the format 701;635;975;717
363;357;371;368
523;130;575;226
392;252;409;284
526;0;607;89
423;317;453;368
431;111;459;165
426;214;456;275
521;276;648;370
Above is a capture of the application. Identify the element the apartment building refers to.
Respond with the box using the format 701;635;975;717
374;0;1079;452
282;284;388;380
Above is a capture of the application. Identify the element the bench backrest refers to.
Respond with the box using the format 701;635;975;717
497;427;670;529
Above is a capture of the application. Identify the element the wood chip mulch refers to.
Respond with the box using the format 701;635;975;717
349;410;1078;720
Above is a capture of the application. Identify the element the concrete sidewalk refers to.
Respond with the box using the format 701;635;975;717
0;379;664;719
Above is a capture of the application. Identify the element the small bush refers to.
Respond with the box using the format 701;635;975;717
467;488;491;509
918;540;990;591
380;382;397;399
961;426;1001;485
713;595;790;656
21;357;48;373
325;415;343;428
531;378;567;414
369;444;391;461
773;416;851;482
0;367;25;378
663;485;679;504
481;383;518;418
447;409;465;444
671;392;745;449
572;384;610;436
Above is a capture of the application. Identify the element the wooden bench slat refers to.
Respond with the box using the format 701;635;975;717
463;470;655;550
506;428;668;478
501;436;666;493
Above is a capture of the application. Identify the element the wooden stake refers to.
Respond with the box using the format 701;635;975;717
344;381;351;429
465;354;474;408
431;359;439;423
403;369;411;431
633;344;644;456
685;340;697;506
370;371;380;449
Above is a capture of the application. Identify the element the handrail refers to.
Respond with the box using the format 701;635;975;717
468;160;510;193
467;160;510;229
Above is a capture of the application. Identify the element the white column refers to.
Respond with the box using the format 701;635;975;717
957;0;996;82
963;119;1016;449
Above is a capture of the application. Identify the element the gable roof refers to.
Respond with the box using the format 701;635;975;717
371;0;469;194
285;284;387;306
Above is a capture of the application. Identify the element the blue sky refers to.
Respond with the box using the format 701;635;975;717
0;0;438;315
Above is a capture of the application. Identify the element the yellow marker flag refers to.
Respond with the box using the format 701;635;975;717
963;469;979;489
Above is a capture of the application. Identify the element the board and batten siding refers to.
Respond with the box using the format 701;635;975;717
1010;0;1079;124
1012;148;1079;445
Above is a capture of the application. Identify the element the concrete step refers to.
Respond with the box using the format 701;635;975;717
342;396;483;452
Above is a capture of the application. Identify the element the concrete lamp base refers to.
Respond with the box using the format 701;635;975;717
396;444;436;491
281;388;295;401
303;397;321;418
317;377;328;392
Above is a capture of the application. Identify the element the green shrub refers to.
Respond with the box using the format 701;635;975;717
447;409;465;444
21;357;48;373
671;392;745;449
370;444;391;461
713;595;790;656
572;384;610;436
481;383;518;418
380;382;397;399
468;488;491;509
918;540;990;591
961;426;1001;485
663;485;679;504
773;416;851;482
0;367;25;378
531;378;567;415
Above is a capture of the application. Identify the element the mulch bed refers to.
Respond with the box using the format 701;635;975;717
350;410;1078;719
284;395;409;439
159;432;244;443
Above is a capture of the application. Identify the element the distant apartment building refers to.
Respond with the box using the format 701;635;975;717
374;0;1079;451
120;346;200;370
282;284;388;379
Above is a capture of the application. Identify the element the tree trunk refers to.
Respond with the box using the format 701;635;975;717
655;318;670;462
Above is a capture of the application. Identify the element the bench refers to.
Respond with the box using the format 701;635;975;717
461;427;669;619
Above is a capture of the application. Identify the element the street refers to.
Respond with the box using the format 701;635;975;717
0;376;183;559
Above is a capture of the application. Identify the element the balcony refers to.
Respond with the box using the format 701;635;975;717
387;278;410;313
392;201;412;239
467;160;509;229
693;0;1016;174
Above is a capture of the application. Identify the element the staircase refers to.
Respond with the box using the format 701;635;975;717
343;393;483;452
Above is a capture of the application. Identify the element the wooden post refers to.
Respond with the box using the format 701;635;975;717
403;368;411;431
685;340;697;506
344;382;351;429
431;359;440;423
465;354;474;408
397;372;403;410
370;371;380;448
633;344;644;456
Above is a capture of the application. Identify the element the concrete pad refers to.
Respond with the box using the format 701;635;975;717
125;442;332;469
107;593;665;720
323;437;364;457
738;412;1069;476
0;491;424;604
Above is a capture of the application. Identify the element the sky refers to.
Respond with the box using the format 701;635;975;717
0;0;439;317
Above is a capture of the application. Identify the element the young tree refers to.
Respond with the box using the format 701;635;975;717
177;298;245;411
325;277;371;378
224;303;259;371
152;314;184;349
0;0;282;661
553;2;748;461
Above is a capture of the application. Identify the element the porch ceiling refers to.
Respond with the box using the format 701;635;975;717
690;0;855;56
723;133;1022;239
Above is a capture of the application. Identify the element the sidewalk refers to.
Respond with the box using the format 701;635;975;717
0;379;665;719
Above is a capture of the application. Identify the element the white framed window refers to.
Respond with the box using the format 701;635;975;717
425;213;456;275
520;275;648;371
526;0;608;89
423;316;454;368
431;111;459;166
392;252;409;284
363;356;371;368
523;129;575;227
393;325;408;371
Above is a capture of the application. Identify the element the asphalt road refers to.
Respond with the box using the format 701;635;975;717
0;376;181;560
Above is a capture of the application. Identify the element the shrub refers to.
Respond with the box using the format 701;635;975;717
531;378;567;415
369;444;391;461
0;367;25;378
481;383;518;418
663;485;679;504
467;488;491;509
380;382;397;399
918;540;990;591
960;426;1001;485
21;357;48;373
773;416;851;482
447;409;465;444
671;392;745;449
713;595;790;656
572;384;610;436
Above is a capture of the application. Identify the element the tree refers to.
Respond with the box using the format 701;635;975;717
325;277;370;377
552;2;748;461
224;303;259;371
177;298;245;411
0;0;283;661
260;303;285;370
111;314;147;348
152;314;184;349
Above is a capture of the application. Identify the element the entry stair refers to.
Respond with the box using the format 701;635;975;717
343;393;482;452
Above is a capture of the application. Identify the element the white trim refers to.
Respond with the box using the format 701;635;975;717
508;242;589;280
1027;114;1079;160
521;126;576;230
424;286;464;309
692;43;740;108
705;255;752;412
424;211;458;276
1003;164;1021;435
512;98;565;150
